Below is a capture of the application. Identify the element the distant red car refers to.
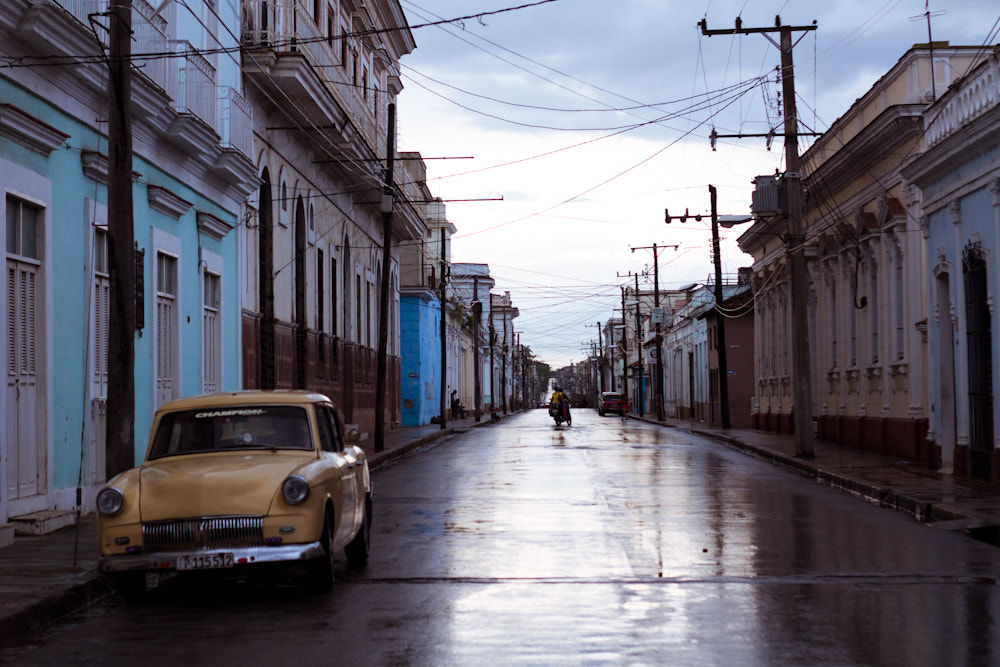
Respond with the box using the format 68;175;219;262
598;392;626;416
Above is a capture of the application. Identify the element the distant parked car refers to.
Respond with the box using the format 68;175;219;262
598;392;626;416
96;391;371;598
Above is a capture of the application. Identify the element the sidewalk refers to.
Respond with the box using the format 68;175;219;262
632;412;1000;534
3;410;1000;640
0;414;494;638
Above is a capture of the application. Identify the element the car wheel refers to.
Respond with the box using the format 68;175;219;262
111;572;148;602
310;509;336;592
345;494;372;568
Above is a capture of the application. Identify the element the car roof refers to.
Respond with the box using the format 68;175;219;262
156;390;332;413
602;392;621;396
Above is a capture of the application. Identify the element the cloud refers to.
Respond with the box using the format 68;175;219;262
397;0;999;367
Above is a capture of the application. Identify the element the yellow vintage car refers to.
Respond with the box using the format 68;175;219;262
96;391;371;597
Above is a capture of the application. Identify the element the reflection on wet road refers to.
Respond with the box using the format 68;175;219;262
6;410;1000;666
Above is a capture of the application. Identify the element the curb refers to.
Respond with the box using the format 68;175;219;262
0;574;114;640
633;415;955;526
369;428;457;471
369;414;499;471
0;416;506;642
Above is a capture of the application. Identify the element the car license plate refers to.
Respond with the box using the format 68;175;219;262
176;553;234;570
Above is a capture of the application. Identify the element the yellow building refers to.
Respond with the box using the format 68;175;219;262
739;43;985;463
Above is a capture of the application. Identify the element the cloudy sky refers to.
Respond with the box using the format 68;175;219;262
394;0;999;369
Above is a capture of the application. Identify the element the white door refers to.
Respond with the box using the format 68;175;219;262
6;258;43;501
155;253;177;409
89;228;110;484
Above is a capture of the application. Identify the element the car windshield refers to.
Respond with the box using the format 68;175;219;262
148;405;313;460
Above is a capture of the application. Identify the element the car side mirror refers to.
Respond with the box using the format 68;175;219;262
346;427;361;443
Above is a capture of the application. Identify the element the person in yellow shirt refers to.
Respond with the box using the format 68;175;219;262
550;387;568;419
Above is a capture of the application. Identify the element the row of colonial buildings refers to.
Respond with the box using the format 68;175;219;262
0;0;520;543
594;42;1000;483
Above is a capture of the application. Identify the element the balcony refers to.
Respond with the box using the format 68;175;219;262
132;0;171;96
241;0;381;154
925;56;999;149
163;41;218;156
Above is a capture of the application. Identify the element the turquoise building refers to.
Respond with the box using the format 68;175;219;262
1;0;254;539
399;289;443;427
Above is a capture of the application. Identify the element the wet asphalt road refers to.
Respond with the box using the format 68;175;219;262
4;410;1000;666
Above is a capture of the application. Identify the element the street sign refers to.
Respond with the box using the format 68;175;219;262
650;306;664;324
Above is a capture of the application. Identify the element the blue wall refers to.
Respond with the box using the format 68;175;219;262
400;293;441;426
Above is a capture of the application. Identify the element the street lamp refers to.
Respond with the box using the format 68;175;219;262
666;186;753;429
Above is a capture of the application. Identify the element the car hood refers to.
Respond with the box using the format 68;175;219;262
138;451;316;521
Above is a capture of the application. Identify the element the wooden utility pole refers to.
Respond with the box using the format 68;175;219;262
634;274;644;418
374;104;395;452
439;227;448;429
700;15;816;457
489;293;496;414
619;286;628;407
501;309;508;413
596;321;604;394
106;0;136;478
709;185;731;429
631;244;675;422
473;277;481;422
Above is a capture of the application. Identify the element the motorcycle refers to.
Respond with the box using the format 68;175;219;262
548;402;572;426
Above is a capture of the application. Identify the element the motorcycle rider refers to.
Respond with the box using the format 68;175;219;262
550;386;570;420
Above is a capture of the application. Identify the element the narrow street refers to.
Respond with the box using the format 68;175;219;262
4;410;1000;666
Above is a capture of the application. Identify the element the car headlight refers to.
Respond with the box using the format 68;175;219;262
97;487;125;516
281;476;310;505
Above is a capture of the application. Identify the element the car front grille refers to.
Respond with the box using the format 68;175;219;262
142;516;264;551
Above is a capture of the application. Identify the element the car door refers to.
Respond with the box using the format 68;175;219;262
316;404;358;543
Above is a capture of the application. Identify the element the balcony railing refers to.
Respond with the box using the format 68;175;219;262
218;86;253;157
926;57;999;149
170;40;218;130
241;0;379;148
59;0;107;29
133;0;171;95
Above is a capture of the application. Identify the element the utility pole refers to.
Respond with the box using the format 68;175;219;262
374;103;395;452
634;274;643;418
631;243;676;422
709;185;731;429
501;309;508;414
619;286;629;408
517;334;528;410
489;293;496;415
439;227;448;429
106;0;135;478
700;15;816;457
596;322;604;394
473;277;481;422
618;273;646;417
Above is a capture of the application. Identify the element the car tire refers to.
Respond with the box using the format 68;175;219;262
345;494;371;568
111;572;148;602
310;509;336;592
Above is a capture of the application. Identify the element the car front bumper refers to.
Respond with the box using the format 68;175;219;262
98;541;324;573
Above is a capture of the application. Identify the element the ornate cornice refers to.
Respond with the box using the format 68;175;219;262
197;211;234;240
0;103;69;155
148;185;194;220
803;106;923;201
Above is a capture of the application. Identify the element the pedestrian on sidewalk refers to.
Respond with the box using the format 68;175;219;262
451;390;466;419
